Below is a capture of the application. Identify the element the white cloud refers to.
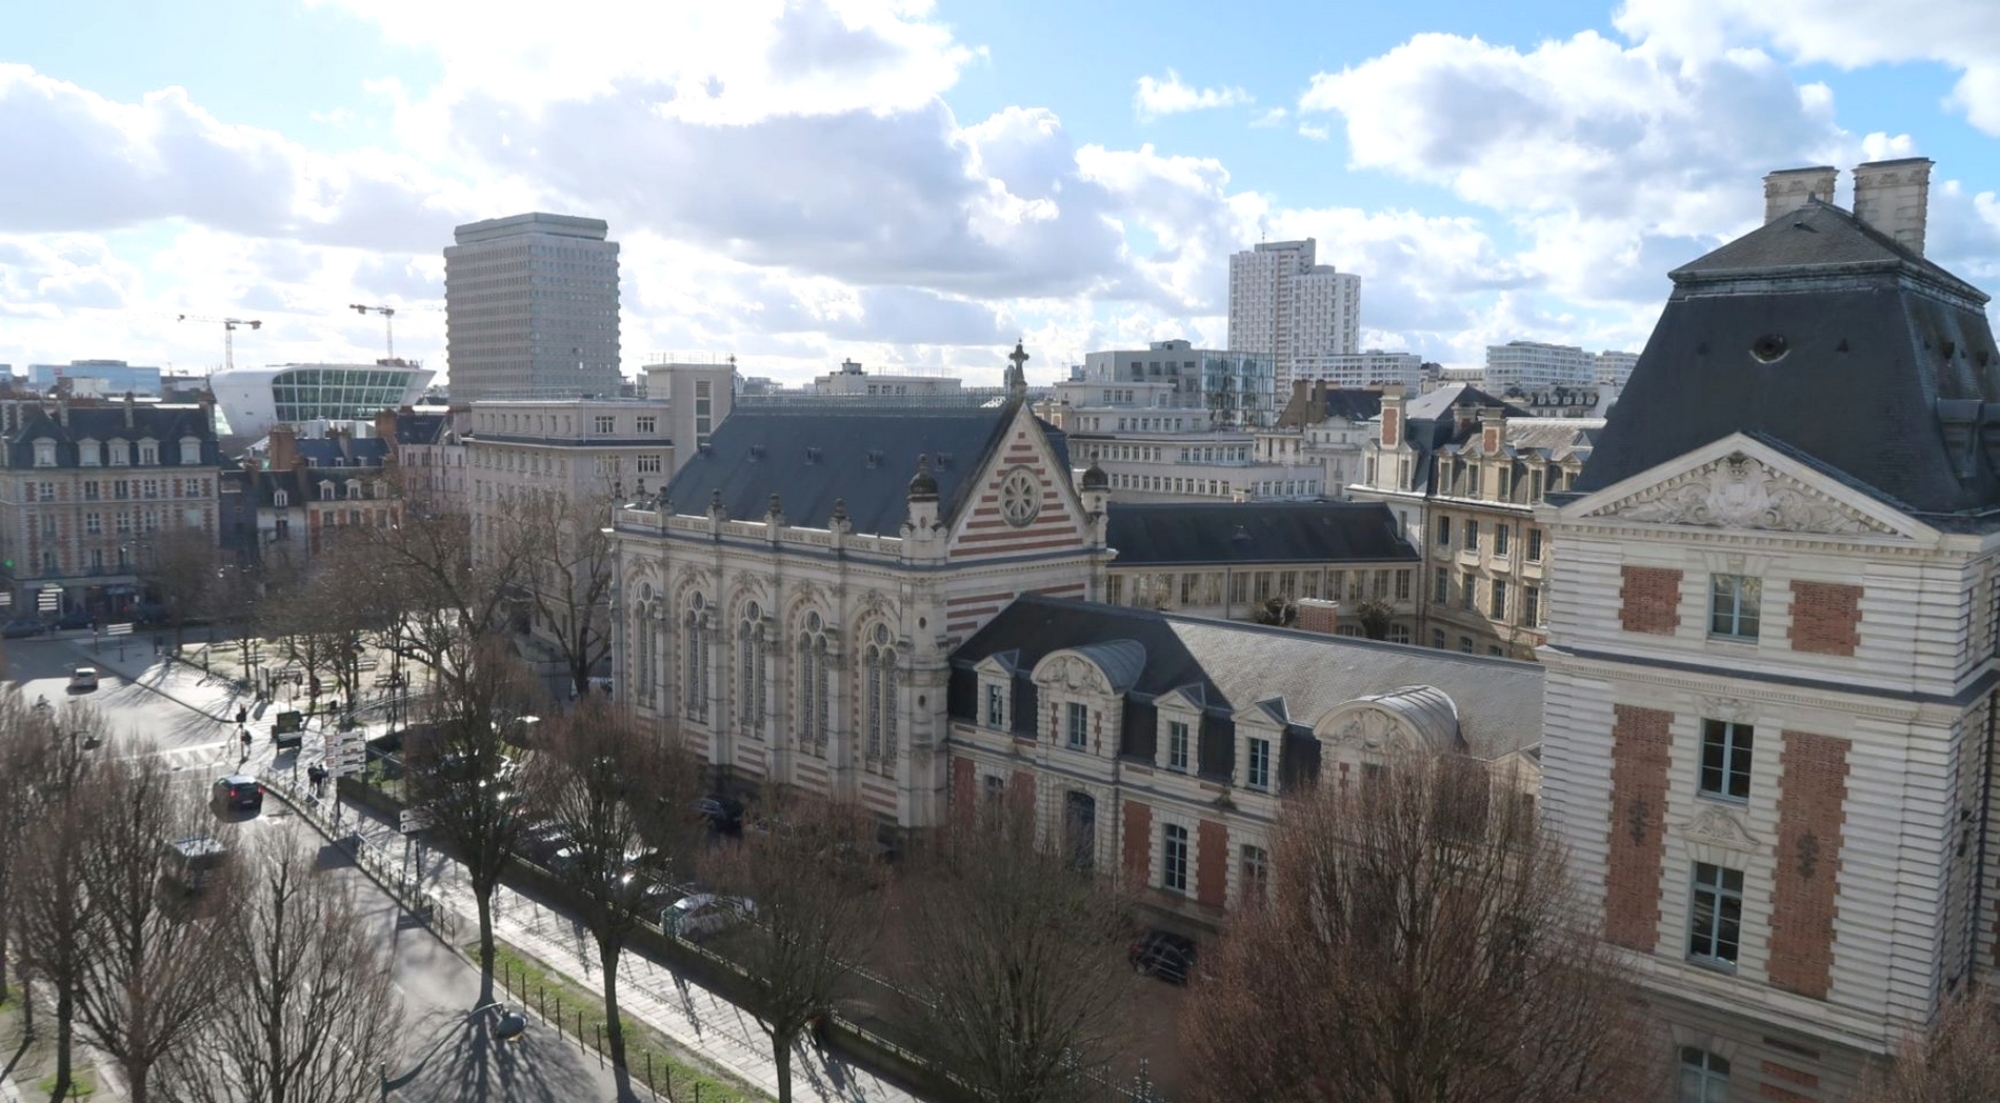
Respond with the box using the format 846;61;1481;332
1613;0;2000;134
1133;70;1253;121
1251;107;1288;128
1297;122;1329;141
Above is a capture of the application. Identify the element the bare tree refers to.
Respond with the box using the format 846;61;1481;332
1355;597;1396;641
702;795;885;1103
0;686;50;1005
1852;996;2000;1103
513;490;617;701
140;524;221;646
900;800;1131;1103
405;638;540;1001
1182;751;1659;1103
73;751;236;1103
159;835;404;1103
524;702;704;1094
13;698;112;1098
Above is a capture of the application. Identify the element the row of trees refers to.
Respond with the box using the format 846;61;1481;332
0;691;402;1103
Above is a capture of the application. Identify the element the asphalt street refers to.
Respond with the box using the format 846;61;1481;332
4;637;632;1102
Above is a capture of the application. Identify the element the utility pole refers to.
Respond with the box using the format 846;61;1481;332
176;314;263;372
350;304;398;361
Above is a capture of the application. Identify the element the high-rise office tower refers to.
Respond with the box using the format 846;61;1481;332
1227;238;1362;395
445;213;621;403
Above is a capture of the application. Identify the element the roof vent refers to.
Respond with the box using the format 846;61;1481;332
934;451;954;470
1750;335;1789;364
865;449;884;469
748;444;766;460
805;446;822;465
1938;399;1982;479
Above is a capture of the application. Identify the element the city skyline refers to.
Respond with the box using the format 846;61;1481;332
1;0;1997;387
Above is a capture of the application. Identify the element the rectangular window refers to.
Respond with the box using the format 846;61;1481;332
1162;824;1189;893
1167;720;1190;772
636;455;663;474
1688;862;1744;967
1066;702;1089;750
636;416;657;434
1699;720;1754;802
1465;520;1480;551
1523;586;1540;628
1432;629;1446;649
1241;845;1269;900
1395;570;1411;601
1494;524;1510;557
1678;1047;1731;1103
1527;528;1543;562
1462;575;1476;611
984;683;1005;728
1246;737;1272;791
1435;515;1451;546
1491;580;1508;620
1433;568;1448;603
1709;575;1762;640
1459;636;1474;654
84;512;101;535
594;416;615;434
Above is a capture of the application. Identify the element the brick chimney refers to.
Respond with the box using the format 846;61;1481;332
268;425;298;473
1480;407;1505;454
1379;384;1406;449
1763;166;1838;223
1852;158;1933;257
1294;598;1340;635
374;408;398;444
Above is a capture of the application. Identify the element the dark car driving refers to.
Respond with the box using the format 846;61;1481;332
1129;929;1198;984
212;774;264;814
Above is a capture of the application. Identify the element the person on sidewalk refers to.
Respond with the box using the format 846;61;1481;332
236;703;249;725
239;726;252;762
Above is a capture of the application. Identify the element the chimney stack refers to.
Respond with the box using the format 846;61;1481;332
269;425;298;473
1852;157;1934;257
1763;166;1838;223
1379;384;1406;449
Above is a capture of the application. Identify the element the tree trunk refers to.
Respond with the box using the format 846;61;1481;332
127;1062;149;1103
53;983;74;1101
773;1028;793;1103
475;888;496;1003
600;936;632;1099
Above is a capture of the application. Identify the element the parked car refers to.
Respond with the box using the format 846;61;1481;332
68;666;99;692
1128;929;1198;984
211;774;264;815
56;609;92;631
663;893;754;940
162;835;229;895
515;822;575;868
271;710;305;751
2;618;44;639
694;795;745;835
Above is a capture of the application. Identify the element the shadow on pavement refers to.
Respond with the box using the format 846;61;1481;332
400;1003;615;1103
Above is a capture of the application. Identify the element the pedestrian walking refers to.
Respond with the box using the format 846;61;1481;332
236;703;248;725
808;1009;832;1057
239;726;252;762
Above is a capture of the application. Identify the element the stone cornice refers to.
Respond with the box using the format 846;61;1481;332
1544;647;1995;721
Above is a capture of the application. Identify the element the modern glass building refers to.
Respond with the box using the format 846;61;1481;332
210;361;434;438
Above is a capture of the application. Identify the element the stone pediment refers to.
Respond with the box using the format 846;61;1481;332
1677;804;1760;853
1584;451;1898;537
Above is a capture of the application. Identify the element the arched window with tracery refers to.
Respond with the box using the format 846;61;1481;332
683;591;709;723
635;584;656;701
738;600;767;737
865;623;898;769
796;611;829;756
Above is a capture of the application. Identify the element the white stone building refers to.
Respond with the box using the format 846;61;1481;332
445;212;621;404
1227;239;1363;396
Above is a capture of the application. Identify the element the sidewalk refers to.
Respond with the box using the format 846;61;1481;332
67;639;245;723
341;804;923;1103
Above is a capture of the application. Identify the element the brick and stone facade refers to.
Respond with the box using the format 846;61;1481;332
1618;566;1682;635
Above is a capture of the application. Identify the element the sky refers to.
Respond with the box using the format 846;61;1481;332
2;0;1998;389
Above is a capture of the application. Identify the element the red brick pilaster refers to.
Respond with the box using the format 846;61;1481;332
1123;801;1153;885
1769;730;1850;999
1197;820;1228;909
1605;704;1674;951
1009;769;1036;821
950;757;974;828
1788;582;1863;656
1619;566;1683;635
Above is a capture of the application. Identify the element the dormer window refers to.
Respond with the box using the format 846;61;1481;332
273;490;289;508
347;482;362;499
179;436;202;465
984;682;1006;729
33;439;55;468
319;480;335;499
77;439;100;467
138;439;158;465
108;438;129;466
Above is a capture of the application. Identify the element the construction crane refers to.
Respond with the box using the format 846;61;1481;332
350;303;398;360
176;314;262;372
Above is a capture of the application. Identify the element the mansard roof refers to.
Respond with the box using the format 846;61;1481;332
952;595;1543;761
5;403;217;468
658;398;1069;537
1403;384;1528;423
1575;200;2000;518
1106;500;1417;566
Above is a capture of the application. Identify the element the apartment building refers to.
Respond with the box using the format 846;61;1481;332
1078;339;1276;428
1228;239;1363;395
445;212;621;403
1260;382;1384;500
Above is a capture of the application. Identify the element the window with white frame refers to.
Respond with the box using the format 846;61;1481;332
1698;720;1754;802
1245;736;1272;791
594;416;615;434
984;682;1006;729
1709;574;1761;640
108;439;128;466
637;455;663;475
1688;862;1744;968
1677;1048;1731;1102
85;512;101;535
179;436;202;465
1523;586;1540;628
865;624;899;768
33;440;54;468
1162;823;1189;893
1240;844;1269;901
636;416;656;434
1166;719;1190;772
1066;702;1089;750
78;439;99;467
138;440;157;465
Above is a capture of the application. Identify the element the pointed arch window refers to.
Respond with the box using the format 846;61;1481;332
865;623;899;770
635;584;656;702
738;601;767;738
683;592;709;723
797;611;830;756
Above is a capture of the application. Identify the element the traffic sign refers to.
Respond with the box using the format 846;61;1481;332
105;622;133;637
400;808;436;833
37;590;58;612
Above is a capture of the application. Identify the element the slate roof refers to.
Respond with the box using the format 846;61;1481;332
658;399;1069;537
393;412;452;446
1576;200;2000;517
4;404;218;469
1277;386;1383;428
1403;384;1528;422
293;436;390;468
951;595;1545;763
1106;501;1418;566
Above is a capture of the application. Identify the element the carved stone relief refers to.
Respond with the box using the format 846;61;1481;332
1678;804;1760;853
1596;452;1895;536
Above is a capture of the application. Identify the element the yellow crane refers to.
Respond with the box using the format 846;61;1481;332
350;303;397;360
175;313;263;372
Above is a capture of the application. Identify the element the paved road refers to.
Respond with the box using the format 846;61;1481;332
6;640;631;1102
